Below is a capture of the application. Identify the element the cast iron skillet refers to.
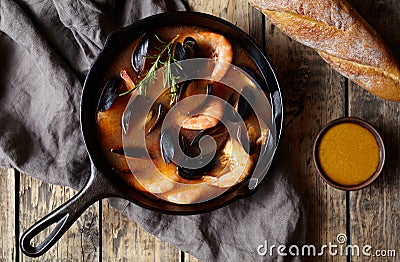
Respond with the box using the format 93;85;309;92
20;12;283;257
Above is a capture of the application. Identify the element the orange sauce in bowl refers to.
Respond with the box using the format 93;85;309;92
317;123;380;186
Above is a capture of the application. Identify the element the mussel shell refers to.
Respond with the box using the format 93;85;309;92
122;95;146;134
173;36;201;62
193;83;213;113
97;77;120;112
240;66;270;93
237;87;253;120
160;129;178;164
146;103;164;134
189;129;206;147
173;42;187;61
236;123;251;155
131;34;149;77
182;37;201;59
176;126;227;180
224;86;254;122
178;157;214;180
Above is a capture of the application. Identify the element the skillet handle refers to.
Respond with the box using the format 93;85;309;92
20;167;118;257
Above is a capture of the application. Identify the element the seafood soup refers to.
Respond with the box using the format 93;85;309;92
96;26;271;204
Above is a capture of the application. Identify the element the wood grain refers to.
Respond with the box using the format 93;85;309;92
0;168;16;261
348;0;400;261
264;7;347;261
19;173;99;262
101;200;181;262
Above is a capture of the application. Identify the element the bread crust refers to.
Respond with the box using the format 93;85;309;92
249;0;400;101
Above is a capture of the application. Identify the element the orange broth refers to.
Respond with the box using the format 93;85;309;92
317;123;380;186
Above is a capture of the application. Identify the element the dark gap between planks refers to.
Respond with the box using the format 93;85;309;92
15;169;20;261
344;78;351;262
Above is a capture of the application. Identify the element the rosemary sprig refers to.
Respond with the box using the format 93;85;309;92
119;34;182;105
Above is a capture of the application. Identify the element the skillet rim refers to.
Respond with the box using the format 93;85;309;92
81;11;284;215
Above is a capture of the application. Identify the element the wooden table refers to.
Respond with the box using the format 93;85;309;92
1;0;399;261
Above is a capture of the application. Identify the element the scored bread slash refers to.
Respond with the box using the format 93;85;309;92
248;0;400;102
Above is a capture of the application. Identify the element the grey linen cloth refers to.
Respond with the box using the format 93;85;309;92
0;0;305;261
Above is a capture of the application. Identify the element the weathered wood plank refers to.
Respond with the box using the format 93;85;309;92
263;7;347;261
0;168;16;261
101;200;180;261
183;254;200;262
348;0;400;261
187;0;251;31
19;173;99;262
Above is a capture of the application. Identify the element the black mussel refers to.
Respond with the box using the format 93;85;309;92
189;130;206;147
176;81;190;101
160;129;178;164
131;34;149;77
161;127;223;179
122;95;146;134
205;82;213;95
237;87;253;120
224;86;253;122
97;77;121;112
236;124;251;155
189;125;227;149
182;37;201;59
160;128;193;165
173;42;187;61
173;37;201;62
146;103;164;134
178;157;214;180
196;83;213;109
240;66;270;93
190;131;227;157
111;147;148;158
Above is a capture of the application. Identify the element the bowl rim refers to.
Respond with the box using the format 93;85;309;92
313;117;385;191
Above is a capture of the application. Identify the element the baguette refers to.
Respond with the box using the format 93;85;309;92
248;0;400;101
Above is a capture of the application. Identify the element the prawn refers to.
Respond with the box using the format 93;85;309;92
177;32;233;130
188;31;232;80
180;81;234;130
203;112;269;188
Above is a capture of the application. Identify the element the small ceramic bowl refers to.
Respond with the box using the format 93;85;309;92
313;117;385;190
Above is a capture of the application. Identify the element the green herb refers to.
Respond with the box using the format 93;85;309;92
119;34;182;105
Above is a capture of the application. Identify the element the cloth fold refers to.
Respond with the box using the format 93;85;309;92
0;0;305;260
